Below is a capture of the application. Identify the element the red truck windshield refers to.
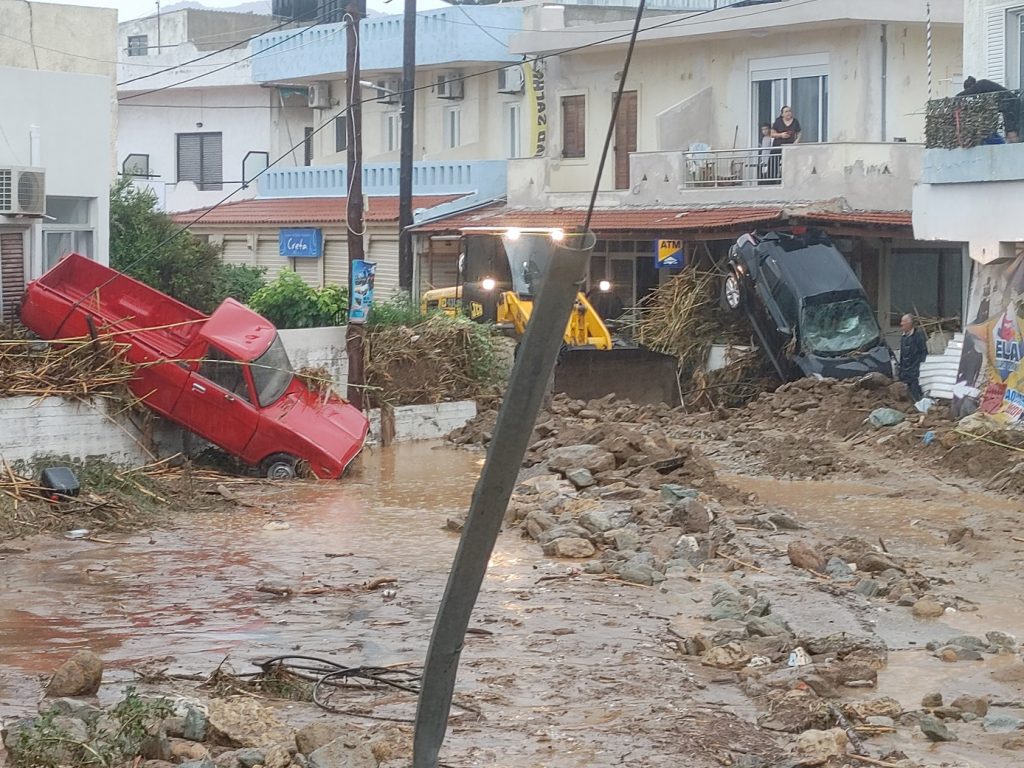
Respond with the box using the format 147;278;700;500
251;335;294;407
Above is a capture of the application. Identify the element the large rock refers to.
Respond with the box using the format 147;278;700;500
308;737;377;768
701;642;751;670
787;541;825;573
579;504;632;534
920;714;957;742
912;597;946;619
524;510;557;540
207;698;294;749
950;695;989;717
542;537;595;559
671;498;710;534
565;468;596;489
296;723;345;756
46;650;104;697
547;445;616;475
536;524;591;546
794;728;848;765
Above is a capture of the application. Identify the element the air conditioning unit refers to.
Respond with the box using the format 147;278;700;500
497;66;525;94
435;72;464;100
307;81;331;109
376;78;400;105
0;166;45;216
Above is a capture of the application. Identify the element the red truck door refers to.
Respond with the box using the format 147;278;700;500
172;344;260;457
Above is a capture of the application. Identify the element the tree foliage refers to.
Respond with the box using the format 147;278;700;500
109;178;265;312
248;270;348;329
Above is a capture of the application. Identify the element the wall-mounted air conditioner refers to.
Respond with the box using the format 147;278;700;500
0;166;46;216
436;72;464;100
498;66;525;94
307;81;331;109
376;78;400;104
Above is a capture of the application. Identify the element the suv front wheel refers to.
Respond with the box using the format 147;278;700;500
722;270;743;311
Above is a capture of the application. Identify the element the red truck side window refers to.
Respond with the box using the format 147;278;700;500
198;345;252;402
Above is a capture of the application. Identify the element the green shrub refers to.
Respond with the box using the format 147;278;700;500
248;270;348;328
366;292;431;327
216;264;267;304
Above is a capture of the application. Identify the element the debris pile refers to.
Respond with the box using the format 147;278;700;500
0;334;135;400
632;269;778;408
2;673;411;768
364;315;503;407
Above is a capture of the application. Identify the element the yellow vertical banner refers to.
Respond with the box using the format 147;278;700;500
524;60;547;158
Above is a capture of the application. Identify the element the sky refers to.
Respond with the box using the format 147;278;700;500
45;0;450;23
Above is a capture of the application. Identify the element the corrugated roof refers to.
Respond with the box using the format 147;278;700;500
170;195;461;226
414;204;786;234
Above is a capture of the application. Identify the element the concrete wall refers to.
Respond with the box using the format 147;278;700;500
0;397;159;467
278;325;349;396
913;178;1024;263
366;401;478;445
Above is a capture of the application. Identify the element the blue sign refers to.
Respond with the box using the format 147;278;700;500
654;239;684;269
349;260;377;324
279;228;322;258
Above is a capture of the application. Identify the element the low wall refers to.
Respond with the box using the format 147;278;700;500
0;397;159;467
278;325;349;395
366;401;478;445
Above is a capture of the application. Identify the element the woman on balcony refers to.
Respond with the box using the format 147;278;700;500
769;106;801;183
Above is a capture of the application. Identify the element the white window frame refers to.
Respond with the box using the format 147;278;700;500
42;197;94;271
384;112;399;152
127;34;148;56
505;102;522;159
1006;6;1024;89
444;105;462;150
749;53;829;145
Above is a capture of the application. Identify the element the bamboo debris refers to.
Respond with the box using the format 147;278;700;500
0;332;136;400
632;270;776;410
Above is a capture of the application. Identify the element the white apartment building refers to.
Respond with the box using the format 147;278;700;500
0;0;116;320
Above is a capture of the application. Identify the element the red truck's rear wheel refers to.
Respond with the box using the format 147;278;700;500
262;453;299;480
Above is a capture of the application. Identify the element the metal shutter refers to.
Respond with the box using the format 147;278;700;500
201;134;223;190
367;236;400;300
177;134;201;185
292;254;323;287
0;231;26;322
986;6;1008;82
221;235;251;266
324;237;349;289
255;235;286;278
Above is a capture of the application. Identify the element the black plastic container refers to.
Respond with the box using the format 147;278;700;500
39;467;80;500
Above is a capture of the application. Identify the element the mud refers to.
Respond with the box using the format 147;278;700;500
3;381;1024;767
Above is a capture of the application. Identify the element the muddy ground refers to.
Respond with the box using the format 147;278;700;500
2;380;1024;767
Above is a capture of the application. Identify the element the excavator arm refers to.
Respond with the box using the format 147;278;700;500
499;291;613;350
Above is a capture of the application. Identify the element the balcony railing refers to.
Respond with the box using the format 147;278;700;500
681;145;781;188
925;90;1023;149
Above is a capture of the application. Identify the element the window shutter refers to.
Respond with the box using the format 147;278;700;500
201;133;223;190
562;95;586;158
177;134;202;185
985;6;1008;82
335;115;348;152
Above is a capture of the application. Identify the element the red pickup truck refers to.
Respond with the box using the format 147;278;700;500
21;254;368;479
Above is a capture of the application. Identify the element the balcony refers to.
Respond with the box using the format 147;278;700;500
509;142;923;211
257;160;507;219
250;6;523;83
920;91;1024;185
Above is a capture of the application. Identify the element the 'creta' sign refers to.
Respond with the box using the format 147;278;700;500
279;228;323;258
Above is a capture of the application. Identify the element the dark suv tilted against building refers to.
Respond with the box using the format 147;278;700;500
722;229;895;381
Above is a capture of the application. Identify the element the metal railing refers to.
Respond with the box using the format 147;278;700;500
682;146;782;188
925;89;1024;149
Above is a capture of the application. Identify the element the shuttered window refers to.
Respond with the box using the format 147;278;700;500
335;115;348;153
561;95;586;158
986;7;1008;82
176;132;223;191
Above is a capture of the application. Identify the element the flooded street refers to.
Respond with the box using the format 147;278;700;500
2;430;1024;767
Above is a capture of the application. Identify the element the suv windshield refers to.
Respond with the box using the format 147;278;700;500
801;298;881;355
251;334;294;407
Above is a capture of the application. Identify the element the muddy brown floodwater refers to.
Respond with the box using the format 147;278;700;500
2;441;1024;767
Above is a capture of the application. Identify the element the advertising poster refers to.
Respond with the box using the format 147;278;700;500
655;239;684;269
524;60;547;158
953;249;1024;424
349;260;376;325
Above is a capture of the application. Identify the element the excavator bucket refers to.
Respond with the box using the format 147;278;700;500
553;346;681;406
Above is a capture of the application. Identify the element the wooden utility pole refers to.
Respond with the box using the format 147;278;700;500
398;0;416;291
345;0;366;410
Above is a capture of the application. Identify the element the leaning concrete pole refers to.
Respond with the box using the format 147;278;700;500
412;231;596;768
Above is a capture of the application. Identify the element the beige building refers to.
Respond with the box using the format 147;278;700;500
0;0;117;321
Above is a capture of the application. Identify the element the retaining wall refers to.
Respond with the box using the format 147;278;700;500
278;326;349;395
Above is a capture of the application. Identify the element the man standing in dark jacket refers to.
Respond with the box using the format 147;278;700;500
899;313;928;401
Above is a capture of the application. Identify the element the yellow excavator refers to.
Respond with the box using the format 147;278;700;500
422;229;613;349
421;229;678;404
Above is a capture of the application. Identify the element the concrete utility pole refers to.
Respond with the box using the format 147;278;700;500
398;0;416;291
345;0;367;410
